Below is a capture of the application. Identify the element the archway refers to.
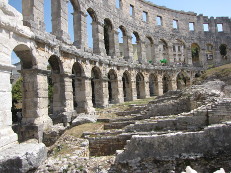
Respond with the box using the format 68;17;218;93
136;72;145;99
149;74;158;96
122;71;132;101
91;67;103;107
108;69;119;104
162;74;171;93
191;43;200;66
145;37;154;64
132;32;142;62
206;44;214;64
158;39;168;64
219;44;228;59
176;72;190;90
72;62;86;113
118;26;129;60
48;55;63;115
104;18;115;56
173;40;185;64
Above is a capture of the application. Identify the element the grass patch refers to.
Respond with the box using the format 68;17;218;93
66;122;105;138
201;64;231;79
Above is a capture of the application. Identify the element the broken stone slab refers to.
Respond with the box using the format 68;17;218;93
71;113;98;127
0;143;47;173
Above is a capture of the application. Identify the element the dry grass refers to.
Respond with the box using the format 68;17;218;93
66;122;105;138
201;64;231;79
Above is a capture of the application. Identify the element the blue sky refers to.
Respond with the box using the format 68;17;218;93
9;0;231;64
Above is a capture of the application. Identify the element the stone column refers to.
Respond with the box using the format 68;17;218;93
0;63;18;149
73;11;87;49
139;40;147;63
93;21;106;56
168;45;174;64
51;0;70;42
117;78;124;103
20;69;52;142
144;79;150;98
75;77;95;113
131;79;137;101
126;34;134;62
170;77;177;91
186;46;193;65
102;78;109;107
157;75;164;96
113;30;121;58
22;0;45;30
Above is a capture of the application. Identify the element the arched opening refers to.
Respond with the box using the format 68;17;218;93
91;67;103;107
145;37;154;64
158;39;168;64
173;40;185;64
86;8;98;52
11;44;35;142
104;19;115;56
47;55;62;115
219;44;228;59
108;69;119;104
122;71;132;101
149;74;158;96
72;62;86;113
162;74;171;93
118;26;129;60
176;72;190;90
68;1;75;42
191;43;200;66
206;44;214;65
136;72;145;99
132;32;142;62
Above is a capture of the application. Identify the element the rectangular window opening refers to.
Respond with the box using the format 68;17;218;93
156;16;162;26
130;5;134;16
189;22;194;31
143;11;148;22
173;20;178;29
116;0;122;9
217;24;223;32
203;23;209;32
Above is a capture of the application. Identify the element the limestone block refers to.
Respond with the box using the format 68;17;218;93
0;143;47;173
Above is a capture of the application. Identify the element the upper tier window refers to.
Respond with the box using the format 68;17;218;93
203;23;209;32
130;5;134;17
143;11;148;22
173;20;178;29
156;16;162;26
189;22;195;31
217;24;223;32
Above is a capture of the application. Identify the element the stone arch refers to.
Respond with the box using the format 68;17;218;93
72;62;88;113
191;43;200;66
162;73;172;93
48;55;64;115
118;25;129;60
145;36;154;63
176;71;190;90
91;66;103;107
173;39;186;64
149;73;158;96
206;43;214;63
132;31;142;62
158;39;168;64
86;8;99;52
11;44;51;142
122;71;132;101
136;72;145;99
219;44;228;59
108;69;119;104
104;18;115;56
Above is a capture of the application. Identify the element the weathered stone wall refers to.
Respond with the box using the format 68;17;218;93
114;122;231;172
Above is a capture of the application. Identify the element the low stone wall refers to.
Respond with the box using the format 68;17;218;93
114;122;231;172
87;134;131;156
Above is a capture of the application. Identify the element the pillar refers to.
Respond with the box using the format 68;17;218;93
117;78;124;103
144;78;150;98
131;78;137;101
73;11;87;49
139;40;147;63
75;77;95;113
51;0;70;42
93;21;106;56
22;0;45;30
157;75;164;96
126;34;134;62
0;63;18;149
170;77;177;91
20;69;52;142
114;30;121;58
102;78;109;107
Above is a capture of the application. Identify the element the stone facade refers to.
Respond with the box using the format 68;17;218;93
0;0;231;151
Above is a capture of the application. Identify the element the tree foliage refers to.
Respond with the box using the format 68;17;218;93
12;77;23;105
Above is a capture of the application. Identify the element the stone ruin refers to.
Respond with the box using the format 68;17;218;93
0;0;231;172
